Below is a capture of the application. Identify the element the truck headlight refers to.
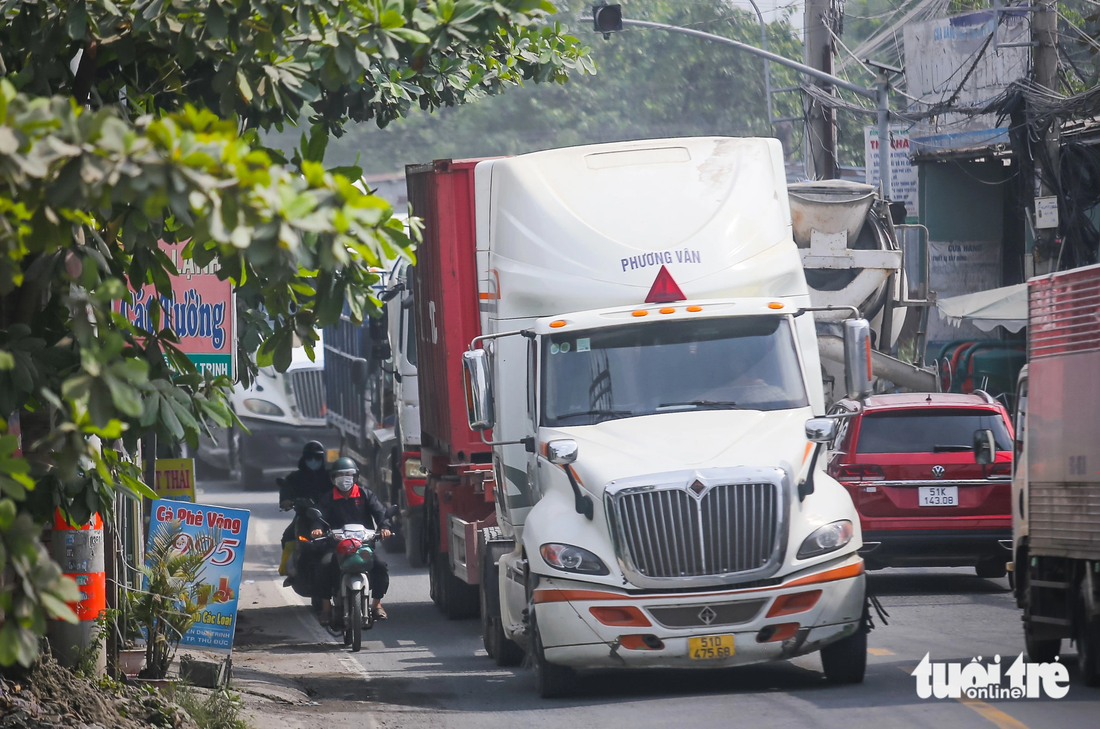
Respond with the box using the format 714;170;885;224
797;520;854;559
404;457;428;479
540;543;609;576
243;399;285;417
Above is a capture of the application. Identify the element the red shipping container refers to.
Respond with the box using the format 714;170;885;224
407;160;492;469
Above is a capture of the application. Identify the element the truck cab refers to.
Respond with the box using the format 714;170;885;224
422;138;871;697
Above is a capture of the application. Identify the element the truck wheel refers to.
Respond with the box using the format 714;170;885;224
480;535;524;667
241;464;265;491
975;558;1008;579
1077;591;1100;686
1024;631;1060;663
432;552;479;620
403;501;427;568
820;627;867;684
531;613;575;698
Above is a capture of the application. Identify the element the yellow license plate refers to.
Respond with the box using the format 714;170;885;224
327;449;340;462
688;634;735;660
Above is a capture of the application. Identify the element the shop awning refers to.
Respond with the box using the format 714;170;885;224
936;283;1028;333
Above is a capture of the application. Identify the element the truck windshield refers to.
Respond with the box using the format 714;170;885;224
541;317;808;427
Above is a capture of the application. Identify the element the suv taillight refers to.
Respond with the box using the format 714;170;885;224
989;462;1012;478
836;464;886;484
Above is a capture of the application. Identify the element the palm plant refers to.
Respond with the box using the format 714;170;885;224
131;522;214;679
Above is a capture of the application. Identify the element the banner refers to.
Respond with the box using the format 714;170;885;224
865;125;919;220
147;500;250;653
113;240;236;379
154;458;196;502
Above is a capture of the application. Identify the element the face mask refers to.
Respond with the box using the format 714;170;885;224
305;457;323;471
334;475;355;492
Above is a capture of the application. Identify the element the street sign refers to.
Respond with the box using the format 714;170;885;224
114;240;236;379
154;458;196;502
864;125;919;220
147;499;250;653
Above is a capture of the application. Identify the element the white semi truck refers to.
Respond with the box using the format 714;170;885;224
412;138;878;697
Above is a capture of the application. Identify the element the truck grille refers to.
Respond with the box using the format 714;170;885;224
290;370;326;420
609;482;781;580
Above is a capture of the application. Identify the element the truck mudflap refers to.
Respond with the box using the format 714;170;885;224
532;556;866;669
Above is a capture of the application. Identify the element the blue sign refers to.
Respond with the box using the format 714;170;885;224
147;500;250;653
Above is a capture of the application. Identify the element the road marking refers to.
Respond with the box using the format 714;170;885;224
958;696;1030;729
868;648;894;656
897;667;1029;729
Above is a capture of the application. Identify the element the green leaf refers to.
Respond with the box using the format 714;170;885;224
67;1;87;40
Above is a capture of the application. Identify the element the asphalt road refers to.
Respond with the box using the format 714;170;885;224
201;478;1100;729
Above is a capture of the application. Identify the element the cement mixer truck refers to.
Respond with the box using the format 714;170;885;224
410;138;893;698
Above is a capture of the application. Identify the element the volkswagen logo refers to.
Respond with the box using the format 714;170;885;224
932;465;946;479
698;606;717;626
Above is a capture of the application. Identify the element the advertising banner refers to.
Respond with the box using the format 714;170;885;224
113;240;236;379
903;10;1029;155
154;458;196;502
147;499;250;653
864;125;920;220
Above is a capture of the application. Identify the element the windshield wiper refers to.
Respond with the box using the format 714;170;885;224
656;400;745;411
553;409;635;423
932;445;973;452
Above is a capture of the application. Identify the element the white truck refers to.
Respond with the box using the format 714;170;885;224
196;335;339;489
423;138;875;697
1012;263;1100;685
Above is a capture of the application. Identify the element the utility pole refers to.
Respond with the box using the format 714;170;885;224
804;0;838;180
1032;0;1060;274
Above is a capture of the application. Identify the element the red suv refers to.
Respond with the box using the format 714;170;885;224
827;392;1014;578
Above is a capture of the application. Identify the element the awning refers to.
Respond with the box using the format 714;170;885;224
936;283;1028;333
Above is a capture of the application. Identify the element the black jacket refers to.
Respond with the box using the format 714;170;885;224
313;482;391;533
280;459;331;505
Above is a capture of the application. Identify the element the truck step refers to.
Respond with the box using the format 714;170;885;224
1029;616;1074;627
1030;579;1074;590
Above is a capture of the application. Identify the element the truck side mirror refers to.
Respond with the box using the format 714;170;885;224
843;318;874;400
804;418;838;446
973;428;996;465
546;440;578;465
352;359;370;386
462;349;495;431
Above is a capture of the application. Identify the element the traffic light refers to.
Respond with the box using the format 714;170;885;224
592;4;623;39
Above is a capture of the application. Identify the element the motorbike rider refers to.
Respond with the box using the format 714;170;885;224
278;441;330;576
309;457;393;625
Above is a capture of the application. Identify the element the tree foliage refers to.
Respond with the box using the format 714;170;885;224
297;0;807;174
0;0;589;666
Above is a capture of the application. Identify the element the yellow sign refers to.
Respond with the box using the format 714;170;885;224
154;458;196;502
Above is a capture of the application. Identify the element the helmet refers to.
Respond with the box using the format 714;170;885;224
302;441;326;471
330;457;358;493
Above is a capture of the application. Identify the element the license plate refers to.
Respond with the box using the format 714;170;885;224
688;634;735;660
919;485;958;506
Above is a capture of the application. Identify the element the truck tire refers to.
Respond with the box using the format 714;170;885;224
403;492;427;568
1024;631;1060;663
1077;590;1100;686
531;612;576;699
820;628;867;684
432;552;479;620
241;464;265;491
480;528;524;667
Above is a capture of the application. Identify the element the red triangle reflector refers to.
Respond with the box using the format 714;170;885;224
645;265;686;303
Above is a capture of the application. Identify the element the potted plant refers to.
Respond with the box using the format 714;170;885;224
130;521;212;680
